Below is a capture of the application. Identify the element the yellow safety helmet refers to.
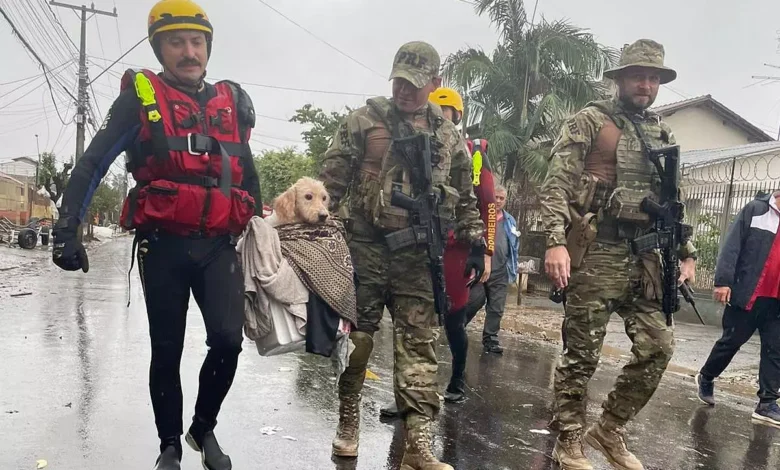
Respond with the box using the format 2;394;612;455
148;0;213;62
429;87;464;113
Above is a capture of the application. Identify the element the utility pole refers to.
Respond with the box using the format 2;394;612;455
50;1;117;162
49;1;117;239
31;134;41;219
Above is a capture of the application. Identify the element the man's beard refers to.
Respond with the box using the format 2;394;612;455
618;91;655;112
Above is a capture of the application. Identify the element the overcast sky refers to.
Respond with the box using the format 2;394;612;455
1;0;779;173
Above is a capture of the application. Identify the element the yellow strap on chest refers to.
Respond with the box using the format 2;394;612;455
472;149;483;186
133;72;162;123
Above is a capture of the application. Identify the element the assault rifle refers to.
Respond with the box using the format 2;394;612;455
384;133;449;325
630;145;704;326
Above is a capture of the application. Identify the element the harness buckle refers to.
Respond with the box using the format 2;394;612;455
186;133;211;156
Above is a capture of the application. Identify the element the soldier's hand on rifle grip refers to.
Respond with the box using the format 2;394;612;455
545;245;570;289
713;286;731;305
679;257;696;286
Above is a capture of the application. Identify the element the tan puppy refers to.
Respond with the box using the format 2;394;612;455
268;177;331;226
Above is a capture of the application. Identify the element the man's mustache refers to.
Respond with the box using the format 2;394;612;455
177;59;201;68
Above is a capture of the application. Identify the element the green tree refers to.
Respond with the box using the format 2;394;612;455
290;104;351;164
37;152;73;205
87;174;123;226
254;147;316;202
443;0;618;183
694;214;721;272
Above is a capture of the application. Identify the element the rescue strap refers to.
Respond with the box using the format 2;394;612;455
471;141;484;186
133;72;168;162
136;134;234;196
126;235;140;308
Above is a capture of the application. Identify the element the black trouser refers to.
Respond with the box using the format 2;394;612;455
444;268;509;383
464;267;509;346
137;231;244;441
700;298;780;403
444;302;480;385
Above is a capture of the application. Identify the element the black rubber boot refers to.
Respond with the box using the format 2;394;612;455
380;399;401;418
186;429;232;470
444;376;466;403
153;445;181;470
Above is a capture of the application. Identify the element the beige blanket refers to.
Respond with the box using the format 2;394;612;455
237;216;309;340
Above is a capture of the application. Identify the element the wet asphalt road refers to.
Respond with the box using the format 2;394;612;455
1;238;779;470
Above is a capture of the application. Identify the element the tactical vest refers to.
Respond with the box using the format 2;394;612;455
344;97;458;232
118;69;256;237
583;100;669;226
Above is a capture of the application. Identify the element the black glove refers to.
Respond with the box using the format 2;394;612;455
52;216;89;273
464;239;486;286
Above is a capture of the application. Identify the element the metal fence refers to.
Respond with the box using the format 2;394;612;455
681;152;780;291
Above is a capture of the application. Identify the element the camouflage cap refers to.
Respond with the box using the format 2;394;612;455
603;39;677;84
389;41;441;89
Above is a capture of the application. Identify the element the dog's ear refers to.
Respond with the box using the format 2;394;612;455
273;187;296;222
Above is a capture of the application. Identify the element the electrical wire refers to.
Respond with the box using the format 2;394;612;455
257;113;296;123
254;0;383;79
86;55;381;96
252;133;305;144
0;62;74;112
42;0;79;52
0;5;73;124
0;71;48;87
250;139;283;150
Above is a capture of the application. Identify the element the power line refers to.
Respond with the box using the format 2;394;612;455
241;80;377;97
252;133;305;144
257;113;296;123
0;75;46;101
0;5;71;124
0;60;74;112
0;72;46;87
43;0;79;51
88;37;146;85
89;54;381;96
662;84;689;100
250;138;283;150
254;0;384;78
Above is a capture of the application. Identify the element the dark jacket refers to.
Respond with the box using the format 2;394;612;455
714;192;779;310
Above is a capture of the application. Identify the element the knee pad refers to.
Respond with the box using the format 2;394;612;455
347;331;374;369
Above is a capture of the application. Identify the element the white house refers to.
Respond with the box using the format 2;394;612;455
651;95;774;152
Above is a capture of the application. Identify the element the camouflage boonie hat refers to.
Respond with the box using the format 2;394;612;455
603;39;677;84
389;41;441;89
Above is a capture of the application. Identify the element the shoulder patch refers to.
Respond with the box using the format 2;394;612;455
338;121;350;146
567;118;580;136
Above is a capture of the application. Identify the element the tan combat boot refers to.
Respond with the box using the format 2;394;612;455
552;429;594;470
400;415;453;470
584;418;644;470
332;392;361;457
332;332;374;457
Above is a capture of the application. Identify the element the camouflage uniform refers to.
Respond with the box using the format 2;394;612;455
320;41;483;467
541;39;696;470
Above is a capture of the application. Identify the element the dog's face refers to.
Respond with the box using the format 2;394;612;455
273;177;331;225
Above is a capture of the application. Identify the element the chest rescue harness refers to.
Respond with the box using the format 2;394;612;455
119;69;256;238
467;139;496;255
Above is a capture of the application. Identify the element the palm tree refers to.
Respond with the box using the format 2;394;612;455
443;0;619;183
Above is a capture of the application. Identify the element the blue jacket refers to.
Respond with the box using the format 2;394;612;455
500;210;520;283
